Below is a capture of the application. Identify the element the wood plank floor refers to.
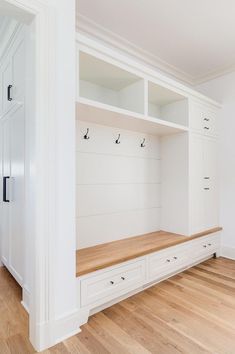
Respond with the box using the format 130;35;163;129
1;257;235;353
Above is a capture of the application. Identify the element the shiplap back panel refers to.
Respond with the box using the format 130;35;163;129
76;121;161;249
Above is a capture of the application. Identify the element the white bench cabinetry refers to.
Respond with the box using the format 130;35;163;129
78;232;220;313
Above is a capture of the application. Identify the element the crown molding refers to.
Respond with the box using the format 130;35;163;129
76;14;235;87
76;14;195;85
194;64;235;85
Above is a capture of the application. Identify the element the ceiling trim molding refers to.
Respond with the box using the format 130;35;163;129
76;14;235;86
76;14;195;85
194;64;235;85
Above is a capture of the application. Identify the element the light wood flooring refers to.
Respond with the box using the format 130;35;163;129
1;257;235;353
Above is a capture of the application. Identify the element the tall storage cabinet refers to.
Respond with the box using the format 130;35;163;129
0;26;26;286
189;101;219;235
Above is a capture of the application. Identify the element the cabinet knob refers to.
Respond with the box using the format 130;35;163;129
203;245;207;248
121;277;125;281
110;280;114;285
173;256;178;260
166;259;171;263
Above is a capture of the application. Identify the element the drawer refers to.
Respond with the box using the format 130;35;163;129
80;259;146;307
148;243;189;281
192;234;220;259
190;101;218;137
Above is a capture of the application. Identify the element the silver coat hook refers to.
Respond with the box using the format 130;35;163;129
141;138;146;148
84;128;90;140
115;134;121;144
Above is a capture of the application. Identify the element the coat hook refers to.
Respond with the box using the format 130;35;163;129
84;128;90;140
141;138;146;148
115;134;121;144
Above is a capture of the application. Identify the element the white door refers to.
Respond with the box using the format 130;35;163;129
9;105;25;285
12;37;25;103
1;58;12;115
1;118;11;266
190;133;205;233
203;137;219;229
1;106;25;286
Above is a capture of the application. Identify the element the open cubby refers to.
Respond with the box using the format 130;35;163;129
148;81;189;127
79;51;145;114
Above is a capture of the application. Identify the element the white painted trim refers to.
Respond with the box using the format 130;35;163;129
77;32;222;109
21;287;30;313
2;1;77;352
76;14;235;86
221;246;235;260
76;14;194;85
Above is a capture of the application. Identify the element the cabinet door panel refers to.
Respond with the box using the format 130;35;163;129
12;38;25;102
204;138;219;229
2;59;12;115
190;134;205;233
8;106;25;285
1;119;11;265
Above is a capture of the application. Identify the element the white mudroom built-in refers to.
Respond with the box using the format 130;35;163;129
75;34;222;324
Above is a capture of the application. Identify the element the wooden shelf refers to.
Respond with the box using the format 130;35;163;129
76;97;189;136
76;227;222;277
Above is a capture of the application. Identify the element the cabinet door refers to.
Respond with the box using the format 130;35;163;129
8;105;25;285
190;101;218;137
190;134;205;233
12;38;25;103
203;138;219;229
1;58;12;116
1;119;11;266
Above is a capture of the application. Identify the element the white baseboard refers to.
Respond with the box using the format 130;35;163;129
21;287;30;313
221;246;235;260
32;308;89;352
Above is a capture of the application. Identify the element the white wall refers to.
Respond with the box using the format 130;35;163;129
76;121;161;248
196;72;235;258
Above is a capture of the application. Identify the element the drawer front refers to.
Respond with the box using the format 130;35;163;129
80;259;146;307
192;234;220;259
148;244;189;281
190;102;218;137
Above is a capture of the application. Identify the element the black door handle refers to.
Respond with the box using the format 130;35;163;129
7;85;12;101
3;176;10;202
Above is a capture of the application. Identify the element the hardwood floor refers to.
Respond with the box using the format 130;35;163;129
1;257;235;353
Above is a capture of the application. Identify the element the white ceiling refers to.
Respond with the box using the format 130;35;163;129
77;0;235;85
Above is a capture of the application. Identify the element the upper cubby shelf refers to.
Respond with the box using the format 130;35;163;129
148;81;188;127
77;50;189;135
79;52;145;114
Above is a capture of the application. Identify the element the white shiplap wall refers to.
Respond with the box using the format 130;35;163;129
76;121;161;248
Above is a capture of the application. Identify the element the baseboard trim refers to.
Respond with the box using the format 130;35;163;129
21;287;30;313
221;246;235;260
32;308;89;352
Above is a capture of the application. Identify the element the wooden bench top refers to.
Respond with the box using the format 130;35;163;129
76;227;222;277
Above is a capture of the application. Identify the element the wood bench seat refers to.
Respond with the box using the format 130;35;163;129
76;227;222;276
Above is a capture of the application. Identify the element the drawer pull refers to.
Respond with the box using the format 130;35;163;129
204;177;210;180
173;256;178;260
166;259;171;263
203;245;207;248
121;277;125;281
110;281;114;285
204;126;209;130
204;118;210;122
208;243;212;246
204;187;210;190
